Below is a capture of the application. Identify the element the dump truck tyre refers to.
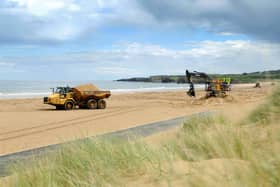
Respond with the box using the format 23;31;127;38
98;99;106;109
64;101;74;110
87;99;97;109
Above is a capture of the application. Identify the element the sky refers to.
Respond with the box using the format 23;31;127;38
0;0;279;80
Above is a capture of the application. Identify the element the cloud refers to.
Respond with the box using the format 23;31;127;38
0;0;154;44
0;1;77;43
1;40;279;80
8;0;68;16
1;0;279;44
137;0;280;42
0;61;15;67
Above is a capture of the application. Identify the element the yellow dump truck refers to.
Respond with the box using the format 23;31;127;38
43;84;111;110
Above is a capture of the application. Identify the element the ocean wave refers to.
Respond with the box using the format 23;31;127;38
0;87;186;99
0;92;51;99
0;84;207;99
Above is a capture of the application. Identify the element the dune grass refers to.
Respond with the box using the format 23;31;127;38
165;115;250;162
248;86;280;124
5;87;280;187
9;138;172;187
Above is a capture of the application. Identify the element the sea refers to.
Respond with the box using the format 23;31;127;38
0;80;190;99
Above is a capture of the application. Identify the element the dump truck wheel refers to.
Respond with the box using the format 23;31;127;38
64;101;74;110
87;99;97;109
98;99;106;109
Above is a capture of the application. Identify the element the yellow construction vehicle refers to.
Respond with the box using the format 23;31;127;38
43;84;111;110
186;70;231;98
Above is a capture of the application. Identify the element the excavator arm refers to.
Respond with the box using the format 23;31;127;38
185;70;211;83
185;69;212;97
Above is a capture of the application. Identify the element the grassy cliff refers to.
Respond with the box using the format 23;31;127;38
117;69;280;84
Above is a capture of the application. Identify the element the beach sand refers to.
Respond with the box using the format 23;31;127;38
0;83;274;155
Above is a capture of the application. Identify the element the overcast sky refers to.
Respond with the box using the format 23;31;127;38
0;0;279;80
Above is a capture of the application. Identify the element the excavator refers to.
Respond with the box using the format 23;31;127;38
185;70;231;98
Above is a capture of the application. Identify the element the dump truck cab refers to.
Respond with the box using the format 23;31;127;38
44;86;76;110
44;84;111;110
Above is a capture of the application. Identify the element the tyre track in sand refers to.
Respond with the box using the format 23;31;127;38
0;108;139;142
0;111;212;177
0;108;124;136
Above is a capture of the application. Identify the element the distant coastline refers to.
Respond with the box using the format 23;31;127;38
116;69;280;84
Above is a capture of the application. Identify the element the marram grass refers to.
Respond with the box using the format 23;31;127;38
9;138;171;187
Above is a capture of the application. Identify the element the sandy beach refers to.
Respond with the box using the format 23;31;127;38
0;83;274;155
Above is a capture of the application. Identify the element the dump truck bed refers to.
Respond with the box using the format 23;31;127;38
78;91;111;99
72;84;111;102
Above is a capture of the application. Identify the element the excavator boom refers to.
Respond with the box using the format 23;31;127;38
185;70;211;83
